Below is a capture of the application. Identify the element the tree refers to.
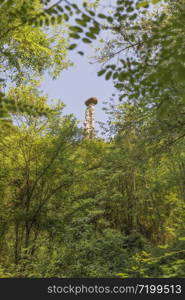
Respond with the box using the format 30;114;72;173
96;0;185;146
0;0;71;123
0;85;82;274
1;0;185;279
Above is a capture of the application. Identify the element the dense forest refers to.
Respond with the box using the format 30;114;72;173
0;0;185;278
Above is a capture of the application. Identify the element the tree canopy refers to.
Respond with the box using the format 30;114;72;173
0;0;185;278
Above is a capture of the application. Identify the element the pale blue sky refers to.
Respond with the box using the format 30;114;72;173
41;43;115;132
41;0;116;134
41;0;156;132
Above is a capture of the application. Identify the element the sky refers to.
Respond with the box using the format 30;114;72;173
40;0;157;134
41;0;116;134
41;41;115;133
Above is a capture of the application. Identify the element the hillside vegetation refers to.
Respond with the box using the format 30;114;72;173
0;0;185;277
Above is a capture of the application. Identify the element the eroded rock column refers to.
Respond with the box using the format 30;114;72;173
84;97;98;139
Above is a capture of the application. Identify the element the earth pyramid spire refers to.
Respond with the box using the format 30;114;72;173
84;97;98;139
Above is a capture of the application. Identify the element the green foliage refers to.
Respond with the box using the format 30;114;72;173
0;82;52;125
0;0;71;124
118;236;185;278
95;0;185;145
1;0;185;279
0;0;70;82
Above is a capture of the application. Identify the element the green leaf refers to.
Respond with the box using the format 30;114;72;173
136;1;149;8
85;32;96;39
78;51;84;56
39;19;43;27
152;0;161;4
98;69;106;76
45;18;50;26
82;38;92;44
68;44;77;50
107;16;113;23
51;16;56;25
113;72;118;79
82;14;91;22
57;15;63;24
98;13;107;19
88;10;95;17
76;19;87;26
178;237;185;241
129;14;137;20
69;26;83;33
65;5;71;12
56;5;64;13
63;14;69;21
118;72;128;81
127;7;134;13
89;26;100;34
115;83;124;89
69;33;81;39
105;71;112;80
71;3;79;10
